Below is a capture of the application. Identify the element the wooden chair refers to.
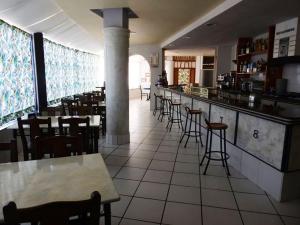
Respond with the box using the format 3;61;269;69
40;106;61;116
61;99;79;116
58;117;91;154
17;117;52;160
139;85;149;100
93;95;105;102
3;191;101;225
0;140;18;163
83;92;95;101
34;135;83;159
93;106;106;135
70;106;93;116
80;100;99;107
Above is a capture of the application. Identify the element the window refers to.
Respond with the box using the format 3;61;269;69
0;20;35;127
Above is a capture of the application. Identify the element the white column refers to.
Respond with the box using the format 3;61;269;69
104;27;130;145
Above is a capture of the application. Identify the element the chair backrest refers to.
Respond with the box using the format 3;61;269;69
83;92;94;101
34;135;83;159
0;140;18;162
3;191;101;225
80;100;99;107
61;99;79;116
93;95;105;102
17;117;52;160
58;117;90;136
70;106;93;116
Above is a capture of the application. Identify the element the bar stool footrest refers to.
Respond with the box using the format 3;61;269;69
203;151;230;161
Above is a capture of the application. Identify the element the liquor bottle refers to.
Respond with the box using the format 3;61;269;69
246;42;250;54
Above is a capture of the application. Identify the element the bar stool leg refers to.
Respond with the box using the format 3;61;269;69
220;130;225;167
195;114;198;143
166;103;171;129
199;113;204;147
203;129;213;175
179;106;183;131
223;130;231;176
176;105;181;129
184;114;192;148
180;113;188;143
169;105;174;131
200;127;210;166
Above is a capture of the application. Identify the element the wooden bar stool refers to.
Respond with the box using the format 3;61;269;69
166;99;183;131
180;106;203;148
200;117;230;176
153;93;162;116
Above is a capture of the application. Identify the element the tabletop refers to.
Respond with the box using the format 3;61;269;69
6;115;101;130
0;153;120;221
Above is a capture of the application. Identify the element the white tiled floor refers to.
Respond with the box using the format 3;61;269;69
98;99;300;225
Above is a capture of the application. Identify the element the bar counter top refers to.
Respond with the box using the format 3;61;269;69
160;87;300;124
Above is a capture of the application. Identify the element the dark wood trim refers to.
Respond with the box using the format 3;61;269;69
32;33;47;112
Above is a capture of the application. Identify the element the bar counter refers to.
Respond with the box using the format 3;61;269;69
157;87;300;202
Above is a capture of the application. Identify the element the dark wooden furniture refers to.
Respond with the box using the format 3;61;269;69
179;106;203;148
81;100;99;107
0;140;18;162
158;97;170;122
173;56;196;85
70;106;93;116
58;117;91;154
17;117;52;160
93;106;106;136
3;191;101;225
34;135;83;159
61;99;79;116
200;118;230;176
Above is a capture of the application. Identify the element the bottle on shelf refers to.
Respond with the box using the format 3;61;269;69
246;41;250;54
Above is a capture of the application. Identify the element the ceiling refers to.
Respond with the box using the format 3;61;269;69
0;0;225;54
164;0;300;50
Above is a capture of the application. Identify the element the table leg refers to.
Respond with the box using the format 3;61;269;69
104;203;111;225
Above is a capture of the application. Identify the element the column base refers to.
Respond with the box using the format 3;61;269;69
106;133;130;145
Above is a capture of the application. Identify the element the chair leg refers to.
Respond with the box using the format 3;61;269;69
223;130;231;176
180;113;188;143
220;130;225;167
200;128;210;166
184;114;192;148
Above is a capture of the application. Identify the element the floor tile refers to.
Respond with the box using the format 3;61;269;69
111;195;132;217
202;206;243;225
98;147;116;155
143;170;172;184
161;140;179;146
149;160;174;171
116;167;146;180
241;211;284;225
157;145;178;153
235;193;276;214
125;158;151;169
174;162;199;174
171;172;200;187
154;152;177;161
111;149;136;157
202;188;237;209
113;178;140;196
282;216;300;225
105;155;129;166
168;185;201;204
137;144;158;152
270;197;300;217
200;165;228;177
124;197;165;223
100;216;121;225
135;182;169;200
120;218;158;225
178;147;199;155
132;151;156;159
106;165;121;177
201;175;231;191
162;202;202;225
176;154;199;163
230;178;265;194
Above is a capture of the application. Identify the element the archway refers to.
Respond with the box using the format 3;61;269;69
129;55;151;91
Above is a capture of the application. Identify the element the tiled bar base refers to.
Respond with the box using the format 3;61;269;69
158;87;300;202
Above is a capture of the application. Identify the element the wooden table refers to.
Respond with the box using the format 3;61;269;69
7;115;101;153
0;154;120;225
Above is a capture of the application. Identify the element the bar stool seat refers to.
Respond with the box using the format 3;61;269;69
207;123;228;130
200;118;230;176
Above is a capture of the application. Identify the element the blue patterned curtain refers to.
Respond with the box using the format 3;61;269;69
44;39;101;104
0;20;35;127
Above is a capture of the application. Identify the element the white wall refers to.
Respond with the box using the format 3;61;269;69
282;64;300;92
165;56;174;85
195;56;201;84
129;44;163;110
